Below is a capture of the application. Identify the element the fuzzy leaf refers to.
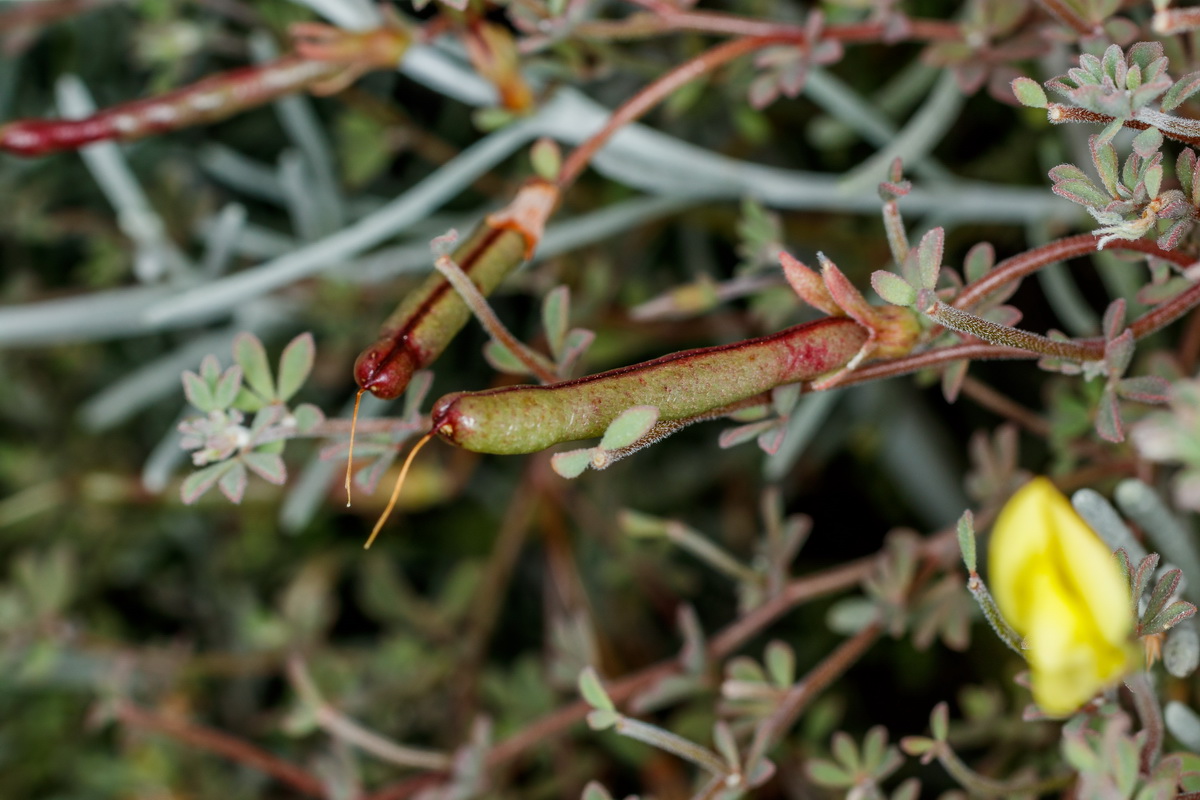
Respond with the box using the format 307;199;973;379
182;370;216;412
292;403;325;434
551;448;594;479
1011;76;1047;107
807;759;852;788
180;461;234;504
578;667;615;711
217;460;248;504
764;640;795;687
1132;127;1163;159
1117;375;1170;404
1163;71;1200;112
233;332;275;400
1103;298;1127;341
780;251;839;315
957;510;977;573
277;333;314;402
963;242;994;283
198;354;220;384
1105;329;1134;377
483;340;532;376
243;451;287;485
915;228;944;290
1095;388;1125;443
871;271;916;306
718;419;778;450
1146;601;1197;636
542;285;570;360
212;366;243;410
600;406;660;451
558;329;595;375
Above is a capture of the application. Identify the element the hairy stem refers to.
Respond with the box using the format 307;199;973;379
924;299;1100;362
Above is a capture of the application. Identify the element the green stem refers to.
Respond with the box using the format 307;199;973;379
612;716;732;778
934;740;1074;797
923;299;1100;362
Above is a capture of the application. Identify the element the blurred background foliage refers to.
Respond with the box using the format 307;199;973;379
1;0;1194;798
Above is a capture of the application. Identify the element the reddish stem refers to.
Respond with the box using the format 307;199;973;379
0;56;345;156
115;700;325;797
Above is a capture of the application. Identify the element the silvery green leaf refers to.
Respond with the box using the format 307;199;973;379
276;332;314;402
600;406;659;451
233;332;275;400
180;461;234;504
483;339;531;376
182;370;215;412
217;460;248;504
551;448;594;479
578;666;615;711
871;271;916;306
243;451;287;485
542;285;570;360
1011;77;1047;108
212;365;243;410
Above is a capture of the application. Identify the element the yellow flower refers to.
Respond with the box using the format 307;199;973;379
989;477;1141;716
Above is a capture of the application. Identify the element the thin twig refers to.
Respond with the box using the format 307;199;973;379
742;621;883;771
958;376;1053;437
114;700;326;797
287;657;454;772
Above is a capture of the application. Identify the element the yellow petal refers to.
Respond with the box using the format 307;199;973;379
988;477;1140;716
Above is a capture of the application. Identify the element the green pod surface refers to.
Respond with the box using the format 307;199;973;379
354;225;528;399
432;316;868;454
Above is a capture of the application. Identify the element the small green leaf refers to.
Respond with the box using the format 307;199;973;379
530;137;561;181
1132;127;1163;158
218;460;248;503
930;702;949;741
181;461;234;504
764;640;794;687
483;340;533;376
551;448;594;479
1116;375;1170;403
871;271;916;306
600;406;660;451
182;370;216;412
233;386;268;412
1145;600;1197;635
243;451;287;485
212;366;243;410
542;285;570;360
963;242;994;283
1095;388;1125;443
580;781;614;800
579;666;615;711
898;736;934;756
292;403;325;434
1162;71;1200;112
807;759;853;787
831;730;859;770
1011;77;1047;107
233;332;275;400
957;510;976;573
277;332;315;402
618;508;668;538
713;721;739;770
199;354;221;384
915;228;944;290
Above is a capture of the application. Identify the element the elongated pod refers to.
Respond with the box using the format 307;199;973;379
432;316;869;454
354;180;558;399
